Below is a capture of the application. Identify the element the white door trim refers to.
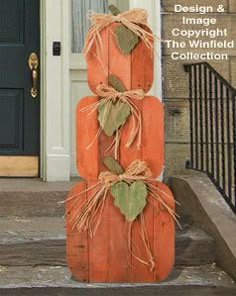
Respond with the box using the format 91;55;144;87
40;0;71;181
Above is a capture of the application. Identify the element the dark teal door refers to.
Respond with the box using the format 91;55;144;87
0;0;40;176
0;0;40;156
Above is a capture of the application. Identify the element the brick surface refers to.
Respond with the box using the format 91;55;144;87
230;57;236;88
164;99;190;143
162;14;236;56
164;143;190;177
229;0;236;13
163;56;230;98
162;1;235;177
162;0;228;13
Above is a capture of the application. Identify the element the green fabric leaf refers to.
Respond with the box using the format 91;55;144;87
108;74;127;92
103;156;124;175
98;100;131;136
115;24;139;55
111;181;147;222
108;5;121;16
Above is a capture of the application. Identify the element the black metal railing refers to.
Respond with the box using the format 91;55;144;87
184;62;236;213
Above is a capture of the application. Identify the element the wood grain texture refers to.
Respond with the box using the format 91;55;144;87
86;23;154;94
66;182;89;282
88;180;110;282
66;180;175;282
76;96;164;179
131;26;154;93
0;156;38;177
86;27;109;93
109;23;131;90
153;182;175;282
108;191;131;282
76;97;99;179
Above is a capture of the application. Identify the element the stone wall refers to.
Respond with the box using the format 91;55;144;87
162;0;236;177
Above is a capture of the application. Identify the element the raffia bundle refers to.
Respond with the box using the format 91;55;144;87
83;8;156;56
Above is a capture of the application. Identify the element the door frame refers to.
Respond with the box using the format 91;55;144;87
40;0;162;181
40;0;70;181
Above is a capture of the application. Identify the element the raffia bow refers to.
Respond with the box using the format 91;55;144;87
64;160;179;271
99;159;152;185
83;8;155;56
80;83;145;158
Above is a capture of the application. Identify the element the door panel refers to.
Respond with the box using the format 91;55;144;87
0;89;24;153
0;0;40;176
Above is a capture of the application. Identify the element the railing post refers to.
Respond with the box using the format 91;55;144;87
184;65;194;169
233;93;236;207
204;65;209;173
226;88;232;202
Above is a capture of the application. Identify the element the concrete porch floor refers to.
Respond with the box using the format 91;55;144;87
0;178;81;218
0;177;81;192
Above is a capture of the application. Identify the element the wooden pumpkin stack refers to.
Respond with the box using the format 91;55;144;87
66;6;175;283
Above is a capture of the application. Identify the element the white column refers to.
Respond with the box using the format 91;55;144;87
129;0;162;100
41;0;70;181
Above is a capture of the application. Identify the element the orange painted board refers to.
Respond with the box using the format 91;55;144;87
86;23;154;94
131;25;154;93
119;96;164;178
87;179;110;282
131;195;155;282
76;97;99;179
109;23;132;90
66;182;89;282
86;25;109;93
98;107;131;281
153;182;175;282
107;191;131;282
66;180;175;283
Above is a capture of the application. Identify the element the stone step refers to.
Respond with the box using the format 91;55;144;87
0;178;80;218
0;217;215;267
0;265;235;296
0;178;192;223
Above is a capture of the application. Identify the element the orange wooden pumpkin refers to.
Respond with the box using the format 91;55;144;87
66;180;175;283
86;23;154;94
76;96;164;180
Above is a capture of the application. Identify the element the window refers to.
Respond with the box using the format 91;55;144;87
71;0;129;53
71;0;108;53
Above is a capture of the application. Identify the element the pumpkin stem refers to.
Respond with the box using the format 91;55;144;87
108;5;121;16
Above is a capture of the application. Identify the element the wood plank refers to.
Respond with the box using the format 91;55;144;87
108;24;133;281
108;192;130;282
109;23;132;90
0;156;38;177
66;181;89;282
131;26;154;93
88;180;109;282
87;27;109;94
76;96;99;180
142;96;164;178
98;130;115;172
153;181;175;282
119;99;142;172
131;192;154;282
120;97;164;178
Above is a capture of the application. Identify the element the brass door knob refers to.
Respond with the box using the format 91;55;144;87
28;52;39;98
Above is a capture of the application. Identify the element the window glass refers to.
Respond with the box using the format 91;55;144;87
71;0;129;53
71;0;108;53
